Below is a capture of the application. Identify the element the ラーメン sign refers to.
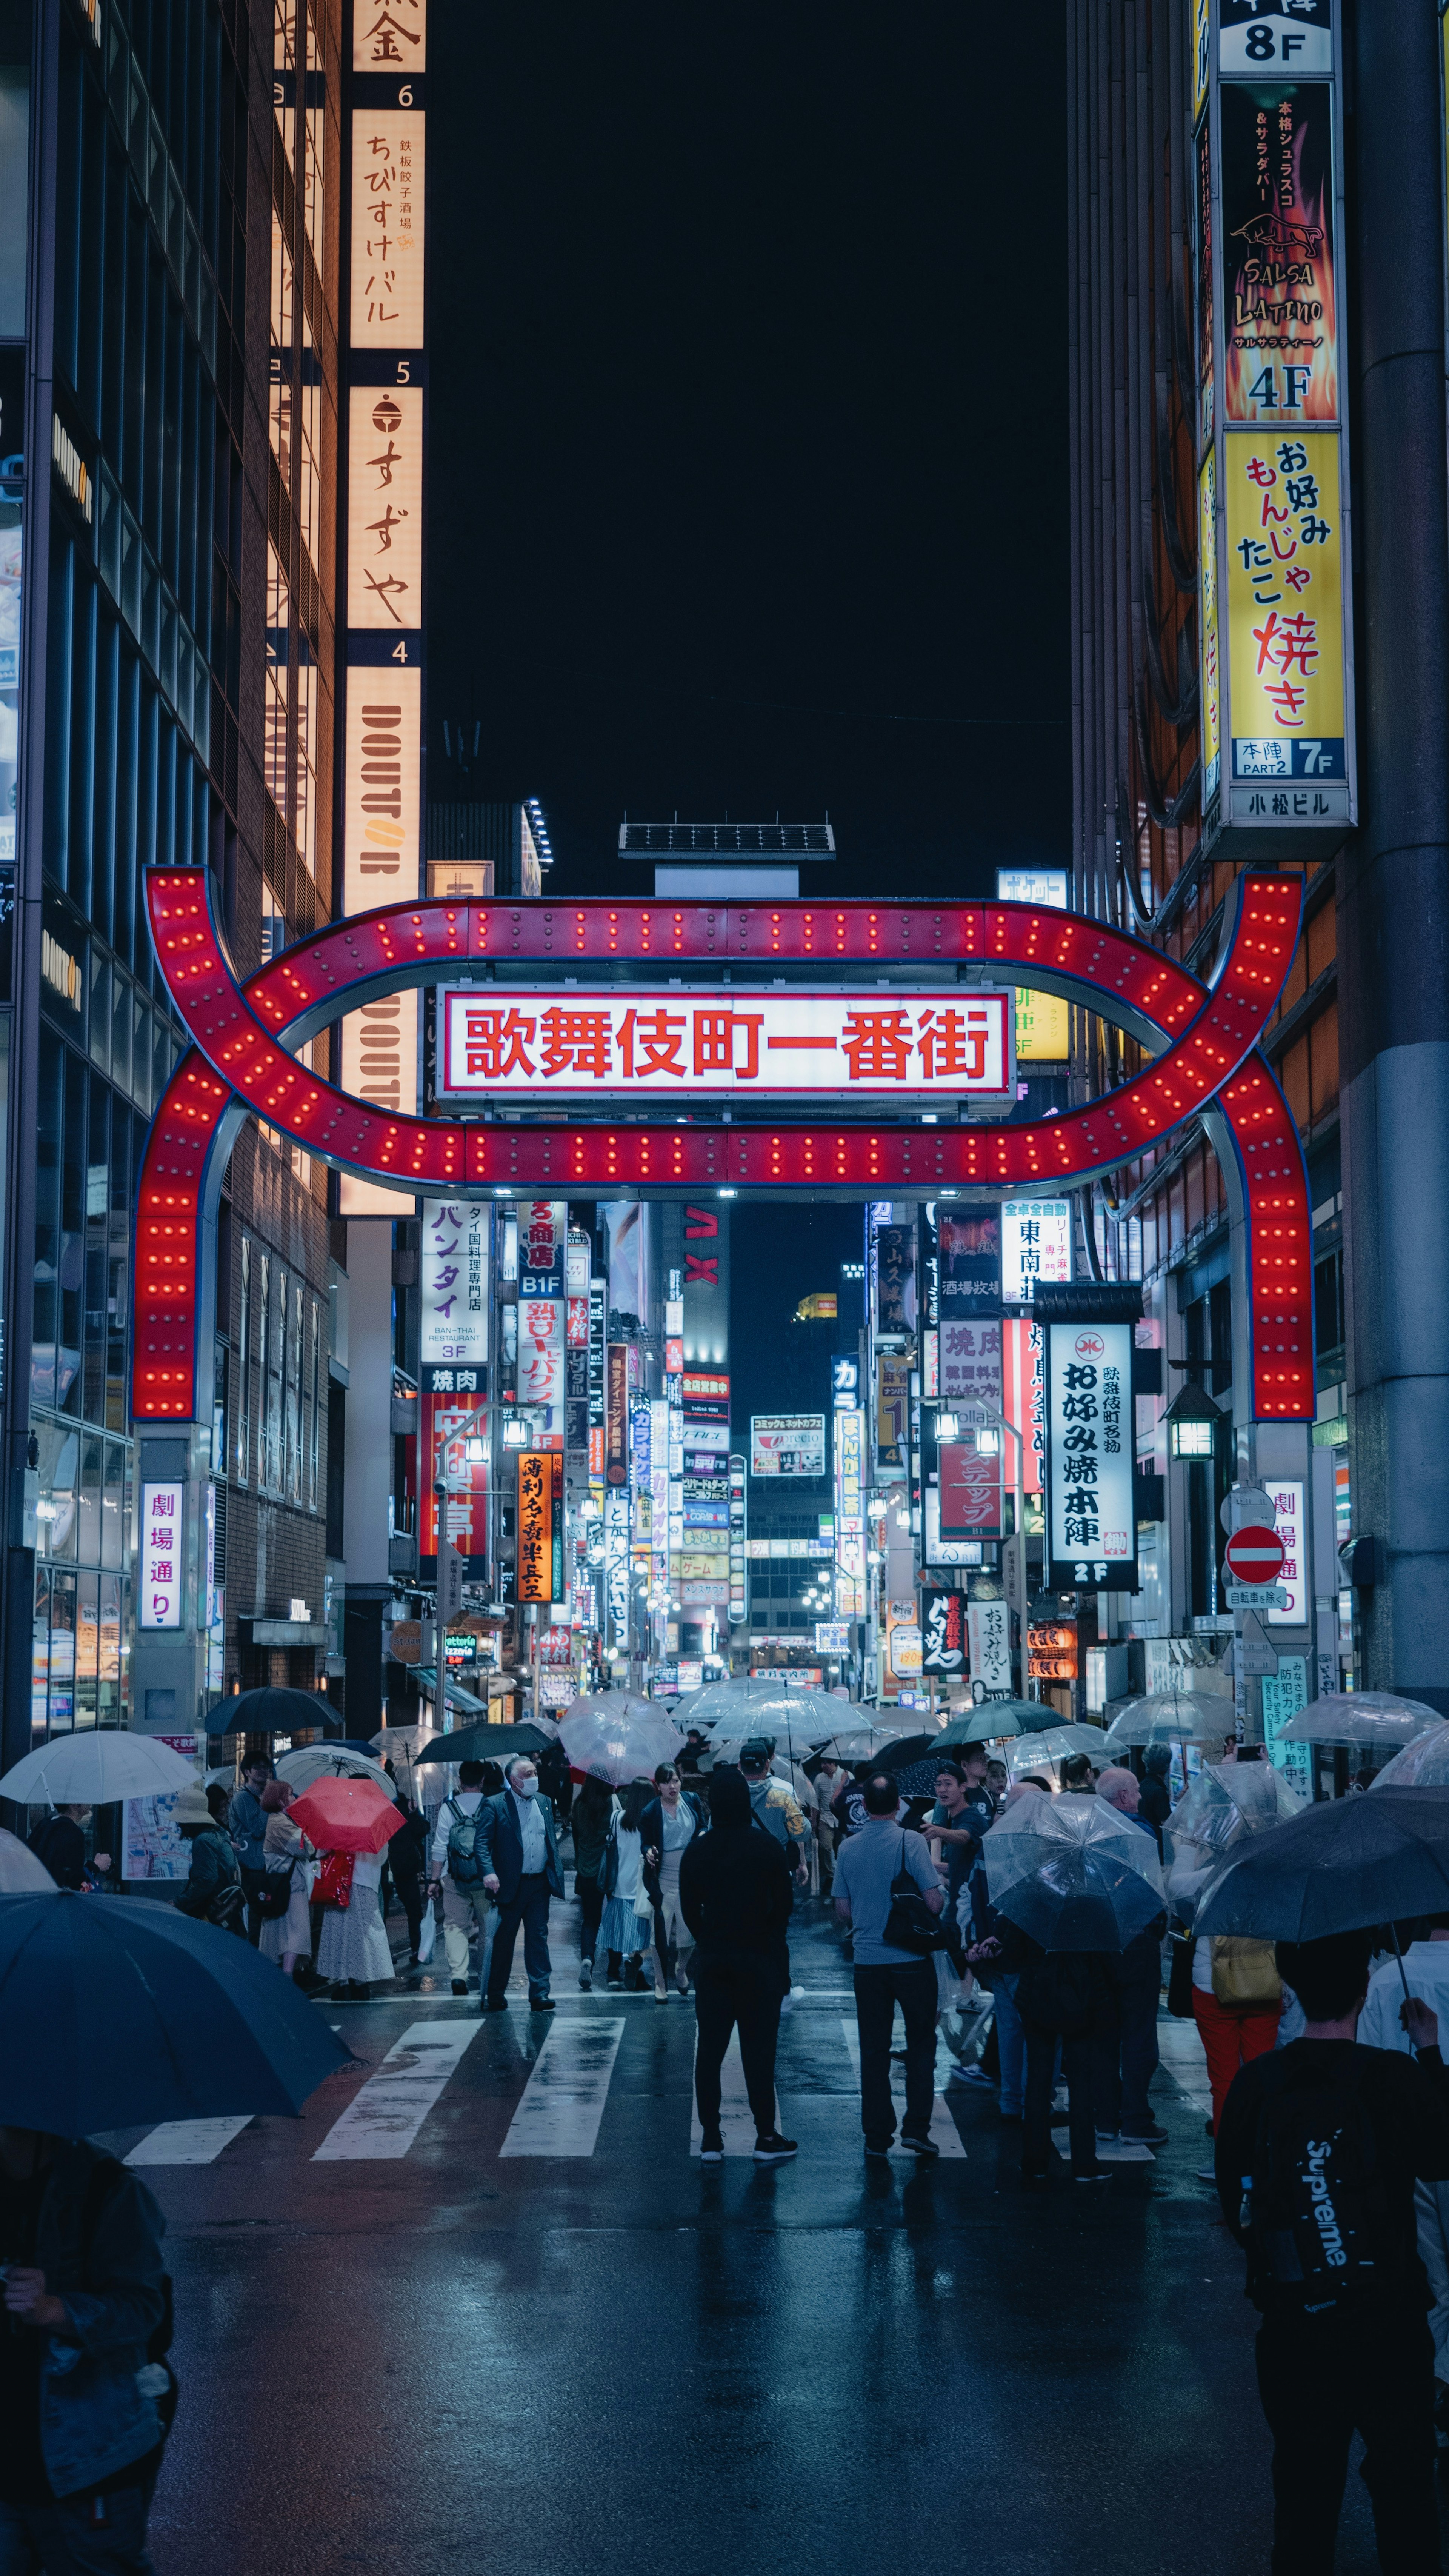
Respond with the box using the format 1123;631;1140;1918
1044;1322;1137;1592
440;988;1015;1100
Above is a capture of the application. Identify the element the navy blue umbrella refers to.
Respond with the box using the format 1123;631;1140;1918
0;1891;352;2134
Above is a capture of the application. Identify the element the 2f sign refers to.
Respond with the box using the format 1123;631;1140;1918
140;1481;184;1629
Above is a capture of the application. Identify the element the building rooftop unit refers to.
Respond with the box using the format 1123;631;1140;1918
619;819;835;902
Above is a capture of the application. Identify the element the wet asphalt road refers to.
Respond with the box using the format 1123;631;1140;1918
109;1894;1407;2576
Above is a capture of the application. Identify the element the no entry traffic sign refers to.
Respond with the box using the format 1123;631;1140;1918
1223;1522;1286;1586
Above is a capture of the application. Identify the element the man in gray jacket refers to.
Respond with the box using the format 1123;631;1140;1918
0;2125;170;2570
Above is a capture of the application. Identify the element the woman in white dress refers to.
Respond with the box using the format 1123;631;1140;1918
317;1842;395;1999
640;1764;707;1998
257;1781;315;1979
596;1781;654;1991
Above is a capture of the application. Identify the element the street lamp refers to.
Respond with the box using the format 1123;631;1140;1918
1166;1381;1222;1459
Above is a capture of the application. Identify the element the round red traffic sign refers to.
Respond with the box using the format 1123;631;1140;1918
1223;1523;1285;1584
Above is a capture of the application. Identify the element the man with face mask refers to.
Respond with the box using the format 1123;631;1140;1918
477;1757;566;2014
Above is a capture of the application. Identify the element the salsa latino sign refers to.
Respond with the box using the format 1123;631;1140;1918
440;987;1014;1100
1044;1323;1137;1593
517;1451;563;1604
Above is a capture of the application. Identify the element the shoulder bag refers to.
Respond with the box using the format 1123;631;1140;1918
883;1834;949;1955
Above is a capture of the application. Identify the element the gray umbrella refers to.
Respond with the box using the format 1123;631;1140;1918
1194;1788;1449;1941
982;1795;1166;1953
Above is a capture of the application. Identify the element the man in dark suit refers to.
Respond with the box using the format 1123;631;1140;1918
478;1754;565;2013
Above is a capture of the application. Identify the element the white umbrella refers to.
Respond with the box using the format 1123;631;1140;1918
1274;1693;1444;1753
0;1827;55;1891
981;1793;1165;1951
0;1734;198;1807
558;1697;683;1786
275;1745;393;1794
677;1677;843;1748
1165;1758;1306;1850
1005;1726;1116;1776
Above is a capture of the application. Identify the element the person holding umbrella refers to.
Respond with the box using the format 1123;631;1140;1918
0;2124;171;2571
478;1755;566;2013
227;1752;274;1944
286;1775;405;2002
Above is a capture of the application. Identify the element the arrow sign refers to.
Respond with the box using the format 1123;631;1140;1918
1223;1522;1286;1587
1236;1610;1279;1679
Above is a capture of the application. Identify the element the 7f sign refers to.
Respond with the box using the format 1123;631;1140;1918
1044;1323;1137;1594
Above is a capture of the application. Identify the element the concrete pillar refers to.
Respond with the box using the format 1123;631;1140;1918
1339;0;1449;1708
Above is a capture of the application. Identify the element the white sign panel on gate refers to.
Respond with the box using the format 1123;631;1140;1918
1001;1200;1072;1305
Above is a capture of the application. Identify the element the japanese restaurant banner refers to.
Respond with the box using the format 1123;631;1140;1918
517;1451;563;1605
1220;82;1337;425
1224;429;1345;806
1044;1322;1137;1593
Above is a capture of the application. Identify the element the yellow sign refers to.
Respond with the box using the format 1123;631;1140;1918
1192;0;1209;124
794;1294;838;1322
1015;988;1069;1062
1200;451;1220;805
1224;429;1346;806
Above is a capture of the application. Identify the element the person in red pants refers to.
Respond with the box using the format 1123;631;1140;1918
1191;1941;1281;2174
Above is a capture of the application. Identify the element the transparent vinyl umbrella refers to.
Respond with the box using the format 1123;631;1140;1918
981;1793;1166;1953
558;1698;683;1786
1371;1726;1449;1790
1004;1726;1113;1774
275;1745;393;1794
0;1734;198;1807
1272;1694;1445;1753
1101;1685;1234;1753
1165;1758;1307;1852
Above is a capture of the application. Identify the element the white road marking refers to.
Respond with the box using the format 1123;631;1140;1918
840;2016;966;2157
125;2116;253;2167
500;2017;626;2157
313;2020;481;2160
689;2029;763;2157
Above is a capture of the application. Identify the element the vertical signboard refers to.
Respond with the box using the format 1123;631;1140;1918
939;1445;1003;1541
1198;0;1354;844
1001;1201;1071;1306
968;1597;1012;1696
605;1346;629;1486
340;1;426;1211
939;1319;1002;1421
920;1586;966;1675
517;1451;563;1604
1044;1322;1137;1593
833;1406;865;1620
1001;1317;1045;1496
419;1199;488;1384
139;1482;183;1630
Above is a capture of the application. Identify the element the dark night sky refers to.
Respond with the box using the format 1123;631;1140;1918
726;1202;865;1437
427;2;1071;903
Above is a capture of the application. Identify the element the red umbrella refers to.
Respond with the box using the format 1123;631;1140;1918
288;1776;406;1856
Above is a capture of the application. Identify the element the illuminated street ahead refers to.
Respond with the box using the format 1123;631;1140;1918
112;1894;1384;2576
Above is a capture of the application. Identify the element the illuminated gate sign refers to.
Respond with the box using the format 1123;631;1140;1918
440;987;1015;1100
134;882;1316;1447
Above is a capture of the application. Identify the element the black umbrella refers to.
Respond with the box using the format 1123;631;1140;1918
413;1721;554;1766
204;1687;339;1738
0;1891;351;2132
872;1734;938;1773
1194;1788;1449;1942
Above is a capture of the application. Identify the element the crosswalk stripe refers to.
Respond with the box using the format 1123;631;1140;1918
500;2017;626;2156
313;2020;481;2161
125;2116;254;2167
689;2031;760;2157
839;2017;967;2157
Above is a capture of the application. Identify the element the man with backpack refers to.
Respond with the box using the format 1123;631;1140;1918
1216;1927;1449;2573
431;1760;496;1999
832;1772;946;2160
0;2122;173;2571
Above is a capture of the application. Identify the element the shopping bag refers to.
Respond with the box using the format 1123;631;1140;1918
416;1902;437;1966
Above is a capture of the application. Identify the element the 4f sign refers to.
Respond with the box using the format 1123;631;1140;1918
140;1481;184;1629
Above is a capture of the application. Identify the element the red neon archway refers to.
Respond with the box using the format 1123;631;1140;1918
132;869;1313;1426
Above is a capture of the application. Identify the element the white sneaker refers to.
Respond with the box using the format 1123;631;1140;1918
1094;2132;1155;2162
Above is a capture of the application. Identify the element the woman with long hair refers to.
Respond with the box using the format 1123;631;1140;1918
596;1778;654;1991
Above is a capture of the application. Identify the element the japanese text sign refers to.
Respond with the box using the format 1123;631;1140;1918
920;1586;966;1674
517;1451;563;1605
354;0;425;71
1044;1322;1137;1592
1225;431;1345;798
940;1320;1002;1421
1001;1199;1071;1305
350;113;425;347
440;986;1013;1099
1221;82;1336;425
939;1445;1003;1542
968;1597;1012;1695
140;1480;183;1630
347;385;423;627
420;1199;488;1375
750;1414;825;1478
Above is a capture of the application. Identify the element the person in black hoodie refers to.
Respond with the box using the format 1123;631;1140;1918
679;1768;797;2165
1217;1928;1449;2576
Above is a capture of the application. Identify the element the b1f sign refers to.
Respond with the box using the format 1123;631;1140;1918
140;1482;184;1629
1044;1322;1137;1593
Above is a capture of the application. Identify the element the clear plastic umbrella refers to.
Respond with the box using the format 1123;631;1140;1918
1273;1693;1445;1752
1101;1685;1234;1752
1165;1758;1306;1851
1005;1725;1114;1774
675;1677;844;1751
1371;1727;1449;1790
275;1745;394;1794
0;1827;55;1891
558;1697;683;1786
0;1734;198;1807
981;1794;1165;1951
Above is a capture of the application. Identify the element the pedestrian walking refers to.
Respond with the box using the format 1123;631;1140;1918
570;1774;614;1990
173;1785;245;1932
1217;1929;1449;2574
811;1753;847;1893
479;1755;565;2013
431;1759;496;1998
317;1840;395;2000
640;1763;707;1999
256;1780;316;1982
977;1918;1115;2184
386;1792;430;1966
0;2125;172;2573
596;1780;654;1990
737;1742;811;1883
1168;1811;1281;2171
1137;1742;1173;1836
678;1765;797;2164
1358;1910;1449;2445
832;1772;946;2161
227;1753;274;1943
960;1779;1049;2120
1092;1768;1168;2161
538;1734;572;1833
679;1727;710;1778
